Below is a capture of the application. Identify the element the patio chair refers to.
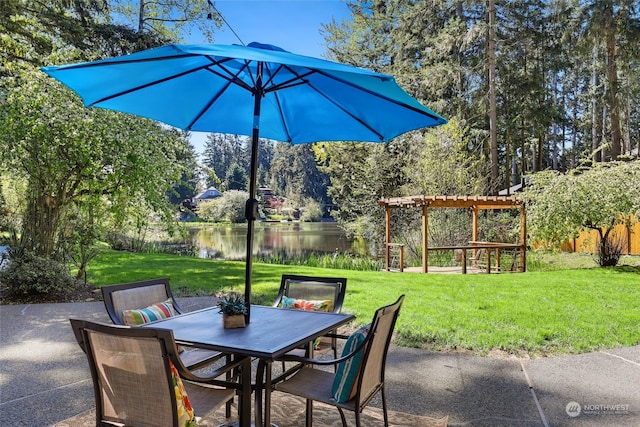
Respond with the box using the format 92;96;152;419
70;319;243;427
272;274;347;364
101;277;224;370
268;295;405;427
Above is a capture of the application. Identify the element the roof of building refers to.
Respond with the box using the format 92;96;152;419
195;187;221;200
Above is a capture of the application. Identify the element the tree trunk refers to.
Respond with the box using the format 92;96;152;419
22;192;62;258
456;1;465;118
591;45;599;163
488;0;499;193
604;3;621;160
571;105;578;168
537;131;544;172
624;91;631;155
138;0;145;33
602;104;608;160
552;74;559;170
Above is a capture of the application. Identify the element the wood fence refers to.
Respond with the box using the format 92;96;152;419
561;219;640;255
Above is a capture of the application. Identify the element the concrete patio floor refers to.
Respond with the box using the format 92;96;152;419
1;298;638;426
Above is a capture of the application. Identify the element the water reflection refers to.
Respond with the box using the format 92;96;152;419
189;222;365;260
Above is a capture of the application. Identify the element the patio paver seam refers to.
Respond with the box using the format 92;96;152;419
0;378;92;405
520;360;550;427
453;415;544;426
599;350;640;367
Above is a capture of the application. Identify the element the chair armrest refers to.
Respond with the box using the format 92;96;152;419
175;354;247;390
279;327;370;365
270;333;371;386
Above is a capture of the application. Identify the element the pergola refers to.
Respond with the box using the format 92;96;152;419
378;195;526;273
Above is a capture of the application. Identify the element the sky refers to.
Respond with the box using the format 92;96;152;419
188;0;351;155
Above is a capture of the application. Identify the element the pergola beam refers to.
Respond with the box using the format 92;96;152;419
378;195;522;210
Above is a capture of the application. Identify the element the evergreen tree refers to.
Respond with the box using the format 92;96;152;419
225;162;248;191
269;143;330;208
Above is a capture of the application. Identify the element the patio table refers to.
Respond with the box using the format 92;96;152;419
143;304;354;427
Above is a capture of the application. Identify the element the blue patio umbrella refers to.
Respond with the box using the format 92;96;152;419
41;42;447;321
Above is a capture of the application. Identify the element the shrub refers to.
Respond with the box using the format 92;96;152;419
195;199;219;222
300;199;323;222
0;250;76;301
594;232;625;267
197;190;248;223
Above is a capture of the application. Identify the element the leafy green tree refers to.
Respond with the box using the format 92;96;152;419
407;118;489;196
1;0;167;71
202;134;249;188
269;143;330;208
197;190;248;223
578;0;639;161
318;142;379;232
323;0;639;196
520;160;640;266
110;0;222;42
0;68;186;258
168;137;199;206
225;162;248;191
300;198;323;222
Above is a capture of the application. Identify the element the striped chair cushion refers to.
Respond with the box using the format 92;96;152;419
331;324;370;403
122;299;177;326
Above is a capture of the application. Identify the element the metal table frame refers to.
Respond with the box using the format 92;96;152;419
144;305;354;427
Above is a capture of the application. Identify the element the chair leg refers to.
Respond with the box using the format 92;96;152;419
381;386;389;427
225;399;232;418
337;408;348;427
305;399;313;427
225;354;233;418
354;409;361;427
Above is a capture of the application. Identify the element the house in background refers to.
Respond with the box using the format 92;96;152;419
178;187;222;221
194;187;221;205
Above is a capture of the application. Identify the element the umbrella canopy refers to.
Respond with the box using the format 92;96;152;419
41;42;447;321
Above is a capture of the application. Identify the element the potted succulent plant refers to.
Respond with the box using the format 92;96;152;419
216;293;248;328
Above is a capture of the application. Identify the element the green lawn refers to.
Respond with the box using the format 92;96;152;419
86;249;640;357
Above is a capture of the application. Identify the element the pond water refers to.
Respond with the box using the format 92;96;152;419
188;221;370;260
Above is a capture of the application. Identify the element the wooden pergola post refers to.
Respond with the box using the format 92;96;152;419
520;204;526;272
422;204;428;273
385;206;391;271
472;206;479;263
472;206;479;241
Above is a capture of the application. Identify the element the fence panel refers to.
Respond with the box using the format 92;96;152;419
563;218;639;255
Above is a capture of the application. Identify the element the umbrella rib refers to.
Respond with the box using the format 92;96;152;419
88;63;212;106
263;71;314;93
260;62;313;143
188;61;256;129
274;65;385;140
88;54;256;106
279;65;443;140
186;78;234;130
314;67;444;122
311;85;385;141
49;53;196;70
204;56;256;93
261;63;285;88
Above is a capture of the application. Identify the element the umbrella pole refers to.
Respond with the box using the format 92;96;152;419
244;63;264;324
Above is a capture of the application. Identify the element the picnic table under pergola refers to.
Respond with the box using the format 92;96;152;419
378;195;526;274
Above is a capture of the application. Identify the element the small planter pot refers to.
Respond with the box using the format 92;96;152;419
222;314;246;329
